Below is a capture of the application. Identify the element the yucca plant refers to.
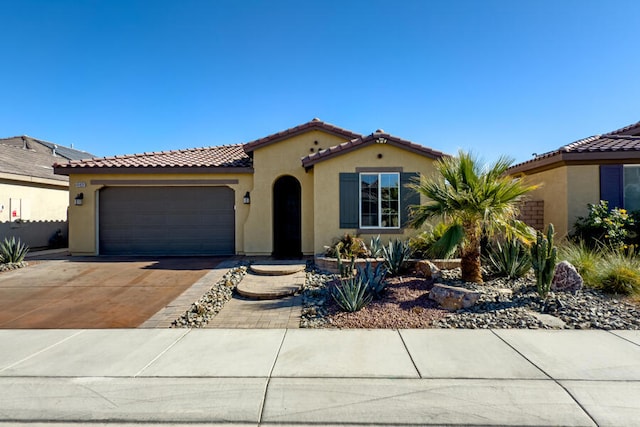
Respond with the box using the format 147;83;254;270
357;261;388;298
382;239;411;276
485;238;531;279
0;237;29;264
332;276;373;312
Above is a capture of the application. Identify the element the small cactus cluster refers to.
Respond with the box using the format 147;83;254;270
531;223;557;299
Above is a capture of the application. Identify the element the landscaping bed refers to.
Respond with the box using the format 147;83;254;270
301;267;640;330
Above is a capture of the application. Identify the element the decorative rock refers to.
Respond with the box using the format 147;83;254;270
551;261;583;293
429;283;481;310
528;311;567;329
414;260;441;280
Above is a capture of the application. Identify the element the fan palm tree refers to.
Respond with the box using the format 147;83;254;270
410;150;538;283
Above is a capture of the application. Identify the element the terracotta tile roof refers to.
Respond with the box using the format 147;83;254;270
509;120;640;174
54;144;252;174
302;131;447;168
243;118;362;153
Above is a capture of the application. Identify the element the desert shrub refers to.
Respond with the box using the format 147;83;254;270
324;233;369;259
558;241;602;287
331;276;372;312
572;200;634;249
484;238;531;279
597;248;640;295
408;222;458;259
382;239;411;276
0;237;29;264
357;261;388;298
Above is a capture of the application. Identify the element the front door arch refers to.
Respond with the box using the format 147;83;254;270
273;175;302;258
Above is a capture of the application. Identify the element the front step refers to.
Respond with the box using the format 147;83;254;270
236;263;306;300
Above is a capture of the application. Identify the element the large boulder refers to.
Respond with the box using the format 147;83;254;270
551;261;583;293
429;283;481;310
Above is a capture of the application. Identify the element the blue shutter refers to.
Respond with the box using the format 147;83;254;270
600;165;623;209
401;172;420;227
339;173;359;228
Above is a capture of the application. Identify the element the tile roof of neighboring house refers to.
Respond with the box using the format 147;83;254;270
509;121;640;174
301;131;447;168
54;144;252;174
242;118;363;153
0;136;95;184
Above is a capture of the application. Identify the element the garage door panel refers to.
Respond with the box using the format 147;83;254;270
99;187;235;255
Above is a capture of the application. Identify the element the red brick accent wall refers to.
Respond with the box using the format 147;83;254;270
518;200;544;231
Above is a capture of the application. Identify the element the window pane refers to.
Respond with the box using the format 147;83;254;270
624;166;640;212
380;173;399;228
361;174;378;227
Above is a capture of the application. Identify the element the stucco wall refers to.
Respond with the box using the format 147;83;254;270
312;143;439;254
522;167;569;237
519;164;600;238
67;172;252;255
243;130;349;255
0;178;68;222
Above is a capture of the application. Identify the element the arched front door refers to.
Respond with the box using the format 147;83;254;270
273;175;302;258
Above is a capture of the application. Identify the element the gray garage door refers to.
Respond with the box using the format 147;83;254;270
99;186;235;255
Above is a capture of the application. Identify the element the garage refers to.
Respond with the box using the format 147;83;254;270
98;186;235;255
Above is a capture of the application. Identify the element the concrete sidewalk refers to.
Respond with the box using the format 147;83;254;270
0;329;639;426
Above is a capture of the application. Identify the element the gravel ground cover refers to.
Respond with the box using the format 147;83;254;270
301;267;640;330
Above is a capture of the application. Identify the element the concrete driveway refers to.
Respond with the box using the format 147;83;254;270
0;254;223;328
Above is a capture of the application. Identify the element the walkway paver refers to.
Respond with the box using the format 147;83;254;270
236;269;305;299
1;329;639;425
207;294;302;328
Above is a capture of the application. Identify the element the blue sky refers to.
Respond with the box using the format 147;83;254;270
2;0;639;164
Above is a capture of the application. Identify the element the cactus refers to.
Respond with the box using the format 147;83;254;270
357;261;388;298
337;256;356;278
531;223;557;299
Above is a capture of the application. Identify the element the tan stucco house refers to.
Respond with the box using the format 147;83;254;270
1;136;93;248
509;120;640;238
54;119;447;257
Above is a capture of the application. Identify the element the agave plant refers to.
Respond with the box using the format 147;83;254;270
332;276;372;312
357;261;388;298
485;238;531;279
368;235;384;258
382;239;411;276
0;237;29;264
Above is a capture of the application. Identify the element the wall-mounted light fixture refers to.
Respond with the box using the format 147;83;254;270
74;193;84;206
243;192;251;204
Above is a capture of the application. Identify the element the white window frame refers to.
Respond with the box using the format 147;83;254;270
359;172;401;229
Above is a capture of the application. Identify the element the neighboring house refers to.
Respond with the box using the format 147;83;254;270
0;136;94;248
509;120;640;238
54;118;447;256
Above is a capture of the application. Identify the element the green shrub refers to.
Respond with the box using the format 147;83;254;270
382;239;411;276
325;233;369;259
0;237;29;264
597;249;640;295
484;238;531;279
558;241;602;287
531;224;557;299
408;222;458;259
572;200;634;249
357;261;388;298
331;276;372;312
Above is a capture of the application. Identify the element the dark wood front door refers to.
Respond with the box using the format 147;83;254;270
273;176;302;258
